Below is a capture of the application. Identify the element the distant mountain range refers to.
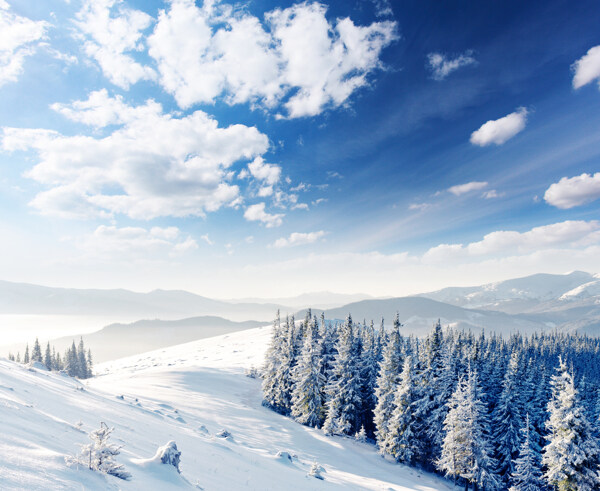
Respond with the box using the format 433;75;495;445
2;271;599;362
299;271;600;337
0;280;369;322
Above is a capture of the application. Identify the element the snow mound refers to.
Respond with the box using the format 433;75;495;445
559;280;600;300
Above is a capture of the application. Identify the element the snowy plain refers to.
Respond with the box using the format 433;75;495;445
0;326;453;490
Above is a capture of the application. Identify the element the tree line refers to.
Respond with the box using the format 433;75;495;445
8;337;93;379
261;310;600;490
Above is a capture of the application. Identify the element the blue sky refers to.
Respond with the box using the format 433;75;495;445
1;0;600;297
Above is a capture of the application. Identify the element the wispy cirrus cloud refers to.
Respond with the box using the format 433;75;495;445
427;51;476;80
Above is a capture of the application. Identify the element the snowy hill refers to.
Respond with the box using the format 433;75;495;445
0;327;452;490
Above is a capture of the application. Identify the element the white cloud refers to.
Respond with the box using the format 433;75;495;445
448;181;488;196
200;234;213;246
470;108;528;146
409;202;430;211
427;51;475;80
2;92;269;220
544;172;600;209
0;2;47;86
79;225;197;258
482;189;503;199
273;230;326;248
50;89;161;128
75;0;156;89
572;45;600;90
246;157;281;185
243;202;283;228
422;220;600;263
147;0;396;117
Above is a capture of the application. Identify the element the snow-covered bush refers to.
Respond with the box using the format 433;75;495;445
155;441;181;472
67;422;131;480
308;462;324;480
215;429;231;439
245;366;261;378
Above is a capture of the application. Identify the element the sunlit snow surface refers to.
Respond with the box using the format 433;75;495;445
0;326;452;490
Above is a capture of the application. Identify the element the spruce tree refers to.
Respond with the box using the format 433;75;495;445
493;351;524;482
542;357;600;490
23;344;30;364
78;338;88;378
290;319;326;427
509;414;544;491
385;356;418;464
373;314;402;453
322;315;362;436
32;338;42;362
262;312;294;414
44;342;52;370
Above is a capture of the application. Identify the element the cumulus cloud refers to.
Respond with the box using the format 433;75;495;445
572;45;600;90
243;202;283;228
272;230;326;248
246;157;281;186
78;225;197;258
2;92;269;220
75;0;156;89
147;0;397;117
0;2;47;86
448;181;488;196
544;172;600;209
470;108;528;146
50;89;161;128
427;51;476;80
422;220;600;263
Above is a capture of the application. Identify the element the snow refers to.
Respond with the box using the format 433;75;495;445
0;326;452;490
559;280;600;300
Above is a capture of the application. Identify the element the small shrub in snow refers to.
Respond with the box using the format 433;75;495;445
354;425;367;443
155;441;181;472
67;422;131;480
276;450;293;462
215;429;231;438
308;462;325;480
245;366;261;378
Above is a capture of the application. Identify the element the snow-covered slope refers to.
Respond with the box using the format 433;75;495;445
0;327;452;490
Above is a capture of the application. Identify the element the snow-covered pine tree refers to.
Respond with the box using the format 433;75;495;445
44;342;52;370
87;348;93;377
509;413;544;491
32;338;42;362
437;367;500;490
413;319;446;467
290;318;326;427
78;338;88;378
385;356;418;465
262;311;295;414
493;351;524;482
70;422;131;480
322;315;362;436
65;341;79;377
373;313;402;453
23;343;30;364
542;356;600;490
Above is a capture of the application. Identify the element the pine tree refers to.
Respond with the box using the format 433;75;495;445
542;357;600;490
87;348;93;377
493;351;524;482
70;422;131;480
32;338;42;362
78;338;88;378
509;414;544;491
322;315;362;436
262;315;295;414
437;367;499;490
373;314;402;453
23;344;30;364
44;342;52;370
385;356;418;464
290;319;326;427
